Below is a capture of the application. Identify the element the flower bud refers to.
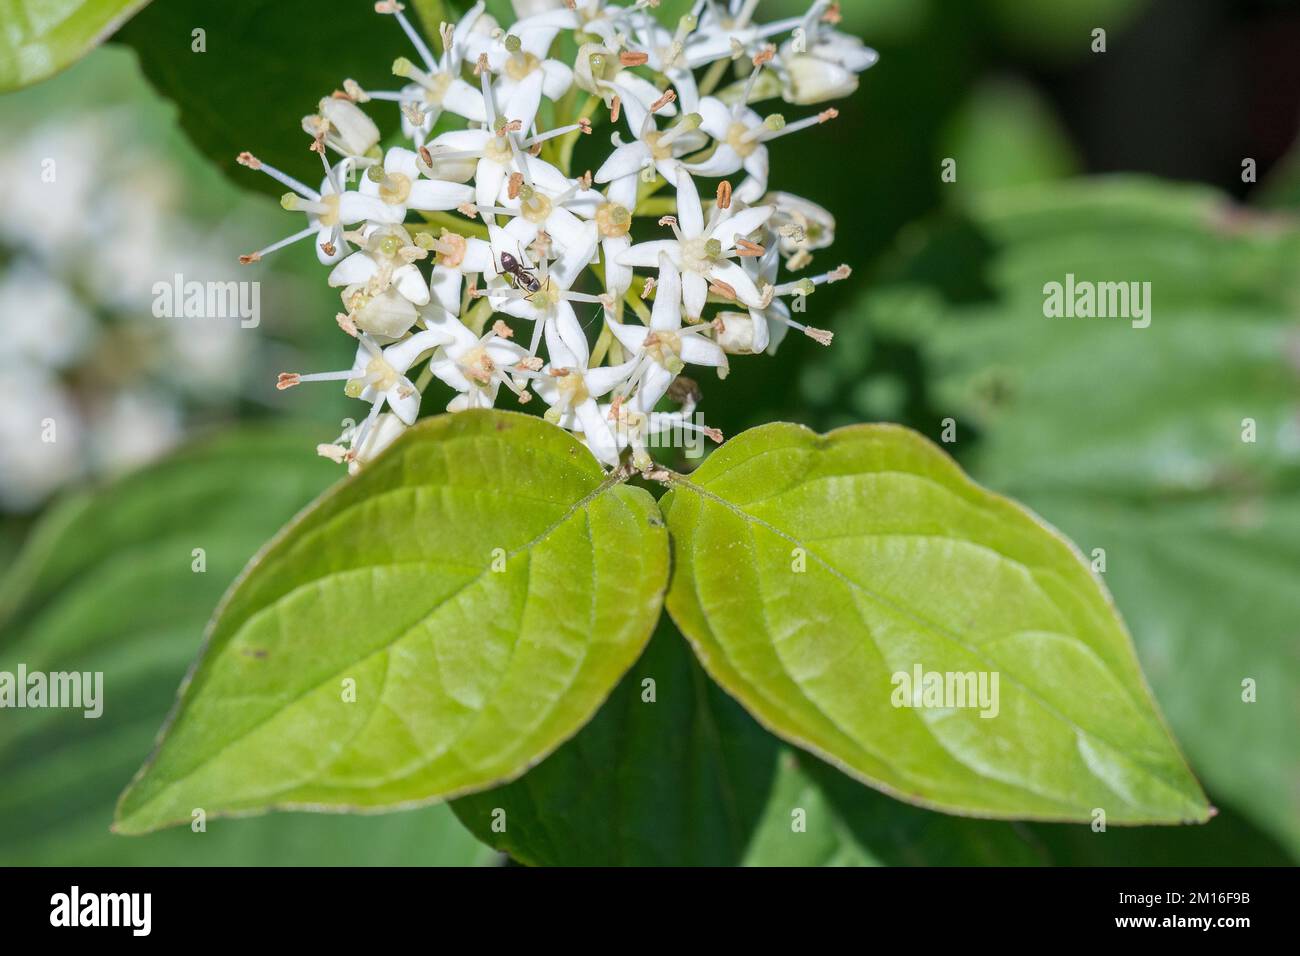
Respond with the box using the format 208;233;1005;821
715;311;758;354
318;97;381;156
351;287;418;340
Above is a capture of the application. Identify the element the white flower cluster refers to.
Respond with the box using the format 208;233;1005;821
243;0;872;470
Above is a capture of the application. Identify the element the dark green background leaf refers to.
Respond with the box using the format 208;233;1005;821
113;0;402;198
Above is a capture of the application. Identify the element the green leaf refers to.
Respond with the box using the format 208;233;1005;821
0;0;150;91
112;0;401;198
113;411;668;835
847;179;1300;857
0;427;489;864
660;421;1210;825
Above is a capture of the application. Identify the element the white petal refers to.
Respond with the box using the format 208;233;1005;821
595;143;649;184
503;215;542;252
316;226;347;264
606;173;639;212
407;179;475;212
462;237;495;273
429;265;462;318
543;309;583;368
710;205;774;250
540;59;574;100
614;73;676;116
485;338;528;366
550;227;598;291
686;144;743;178
475;157;508;210
683;270;708;322
545;207;597;269
384;147;421;179
651;255;682;331
618;239;680;269
393;263;431;305
748;307;771;354
632;362;674;412
602;236;633;296
586;358;638;397
328;251;377;288
606;318;649;353
532;376;560;406
386;384;422;425
504;70;545;130
429;128;491;153
443;78;488;122
550;301;588;363
576;398;620;466
428;356;473;393
338;192;401;224
742;147;770;192
675;171;704;237
695;96;734;139
711;259;765;307
522;156;571;195
384;328;452;373
680;334;728;368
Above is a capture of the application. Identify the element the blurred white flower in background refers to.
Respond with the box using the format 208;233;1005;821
0;111;255;511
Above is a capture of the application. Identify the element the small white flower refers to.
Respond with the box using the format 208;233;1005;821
341;284;421;341
236;153;388;265
605;253;729;413
423;313;531;411
328;223;431;306
574;42;679;117
463;10;575;112
374;1;490;144
599;399;722;471
594;96;707;210
360;146;476;221
490;156;603;260
684;2;804;71
532;314;636;466
721;245;845;354
278;328;450;453
688;96;839;204
763;189;837;268
619;172;772;320
485;223;603;355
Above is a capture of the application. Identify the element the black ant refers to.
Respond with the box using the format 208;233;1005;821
497;246;542;296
